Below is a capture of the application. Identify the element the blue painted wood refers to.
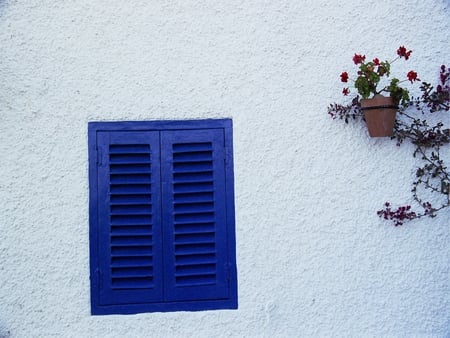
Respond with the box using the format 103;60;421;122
161;129;229;302
96;131;164;307
88;119;237;315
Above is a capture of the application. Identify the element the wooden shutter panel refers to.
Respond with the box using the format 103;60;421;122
161;129;230;302
96;131;163;306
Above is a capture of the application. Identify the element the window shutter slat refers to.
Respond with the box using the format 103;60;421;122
96;131;163;306
161;129;230;302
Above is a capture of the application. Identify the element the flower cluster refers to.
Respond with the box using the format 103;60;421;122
340;46;420;104
438;64;450;93
397;46;412;60
377;201;439;226
377;203;417;226
432;65;450;111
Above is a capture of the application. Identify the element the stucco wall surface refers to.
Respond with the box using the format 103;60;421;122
0;0;449;337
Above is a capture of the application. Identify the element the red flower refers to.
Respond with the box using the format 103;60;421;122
407;70;419;83
397;46;412;60
353;53;366;64
342;87;350;96
373;58;380;65
340;71;349;83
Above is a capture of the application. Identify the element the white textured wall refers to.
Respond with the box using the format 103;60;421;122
1;0;449;337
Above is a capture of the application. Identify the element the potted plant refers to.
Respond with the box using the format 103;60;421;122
339;46;420;137
329;59;450;226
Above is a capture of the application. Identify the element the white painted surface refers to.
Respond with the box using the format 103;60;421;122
1;0;449;337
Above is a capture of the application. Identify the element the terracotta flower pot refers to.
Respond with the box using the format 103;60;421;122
360;94;398;137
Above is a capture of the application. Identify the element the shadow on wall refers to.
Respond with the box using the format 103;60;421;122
0;323;11;338
0;0;7;16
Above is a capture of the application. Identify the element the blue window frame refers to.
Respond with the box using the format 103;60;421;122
88;119;237;315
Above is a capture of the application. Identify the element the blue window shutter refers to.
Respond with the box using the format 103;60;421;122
93;131;163;311
89;119;237;314
160;129;231;302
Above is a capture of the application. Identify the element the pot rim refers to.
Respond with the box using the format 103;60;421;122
361;104;398;111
